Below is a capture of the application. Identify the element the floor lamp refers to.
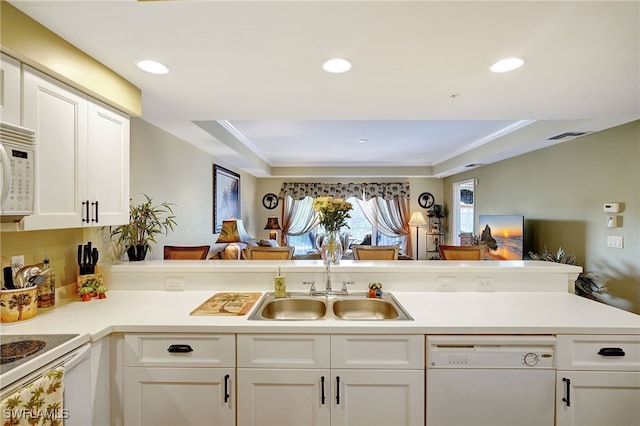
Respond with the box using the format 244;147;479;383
408;212;427;260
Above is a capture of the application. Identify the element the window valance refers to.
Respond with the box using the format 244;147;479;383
278;182;410;201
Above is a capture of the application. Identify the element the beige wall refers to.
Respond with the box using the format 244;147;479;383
444;120;640;313
127;118;258;259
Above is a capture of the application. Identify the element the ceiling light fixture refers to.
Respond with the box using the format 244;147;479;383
135;59;171;75
322;58;352;74
359;138;368;143
490;57;525;73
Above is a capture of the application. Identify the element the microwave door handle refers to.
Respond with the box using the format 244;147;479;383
0;144;11;208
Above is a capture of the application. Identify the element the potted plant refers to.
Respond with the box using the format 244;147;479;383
109;194;177;261
94;284;108;299
78;279;97;302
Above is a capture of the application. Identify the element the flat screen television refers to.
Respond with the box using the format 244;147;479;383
478;215;524;260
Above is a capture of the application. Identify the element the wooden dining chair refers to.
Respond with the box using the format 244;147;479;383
163;245;210;260
438;245;485;260
352;245;399;260
246;246;294;260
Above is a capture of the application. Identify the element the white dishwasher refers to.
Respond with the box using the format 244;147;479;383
426;335;556;426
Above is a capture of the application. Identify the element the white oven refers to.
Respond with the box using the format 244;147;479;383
1;343;91;426
0;122;36;221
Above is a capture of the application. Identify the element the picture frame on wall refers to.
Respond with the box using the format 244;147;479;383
213;164;240;233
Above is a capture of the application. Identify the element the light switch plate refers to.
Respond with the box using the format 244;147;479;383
436;277;456;291
607;236;624;249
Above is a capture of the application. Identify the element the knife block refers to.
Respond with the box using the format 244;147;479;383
76;268;103;296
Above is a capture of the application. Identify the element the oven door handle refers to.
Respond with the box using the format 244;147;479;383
62;344;91;371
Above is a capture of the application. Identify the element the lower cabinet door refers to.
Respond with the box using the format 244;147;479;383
331;370;424;426
556;371;640;426
124;367;235;426
237;368;331;426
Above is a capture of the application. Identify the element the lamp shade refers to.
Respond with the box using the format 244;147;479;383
216;219;251;243
408;211;427;226
264;216;281;230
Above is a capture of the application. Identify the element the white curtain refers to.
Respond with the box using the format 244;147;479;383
280;196;318;246
355;197;412;256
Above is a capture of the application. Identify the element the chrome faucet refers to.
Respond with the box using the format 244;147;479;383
303;263;355;296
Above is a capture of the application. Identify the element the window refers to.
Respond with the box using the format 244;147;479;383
286;196;406;255
453;179;475;245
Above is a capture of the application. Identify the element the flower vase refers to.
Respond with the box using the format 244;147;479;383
320;231;343;265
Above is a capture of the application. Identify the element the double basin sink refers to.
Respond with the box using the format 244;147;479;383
249;292;413;321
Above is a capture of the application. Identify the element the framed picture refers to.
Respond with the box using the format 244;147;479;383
478;215;524;260
213;165;240;233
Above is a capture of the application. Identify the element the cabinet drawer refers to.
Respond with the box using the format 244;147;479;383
557;335;640;371
124;333;235;367
237;334;330;368
331;335;424;369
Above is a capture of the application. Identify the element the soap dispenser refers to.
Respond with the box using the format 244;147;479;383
38;251;56;308
274;267;286;298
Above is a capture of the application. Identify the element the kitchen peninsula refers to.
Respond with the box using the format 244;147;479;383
2;261;639;426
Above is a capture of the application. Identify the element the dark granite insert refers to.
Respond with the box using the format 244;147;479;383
0;334;79;375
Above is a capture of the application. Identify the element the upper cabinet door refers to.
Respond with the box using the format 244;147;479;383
0;53;21;126
22;66;87;230
21;66;129;230
87;101;129;226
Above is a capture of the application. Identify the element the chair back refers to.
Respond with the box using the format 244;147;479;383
163;245;210;260
352;245;399;260
438;245;485;260
246;246;294;260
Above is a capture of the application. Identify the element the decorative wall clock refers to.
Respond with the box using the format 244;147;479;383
418;192;435;209
262;193;279;210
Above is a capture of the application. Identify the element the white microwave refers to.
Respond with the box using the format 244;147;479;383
0;122;35;222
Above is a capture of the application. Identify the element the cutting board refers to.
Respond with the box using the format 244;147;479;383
190;292;262;316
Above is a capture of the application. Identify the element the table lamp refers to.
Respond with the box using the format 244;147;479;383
216;219;251;260
408;211;427;260
264;216;281;240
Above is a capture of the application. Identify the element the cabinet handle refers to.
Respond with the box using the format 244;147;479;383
224;374;230;403
167;344;193;353
336;376;341;405
598;347;626;357
562;377;571;407
321;376;326;405
91;201;99;223
82;200;90;223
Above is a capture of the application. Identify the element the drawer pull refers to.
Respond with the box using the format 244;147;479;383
598;347;626;357
224;374;230;403
562;377;571;407
167;344;194;353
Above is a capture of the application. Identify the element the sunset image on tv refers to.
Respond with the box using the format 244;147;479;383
478;215;524;260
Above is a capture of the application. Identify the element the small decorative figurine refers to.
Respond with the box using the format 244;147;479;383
368;282;383;298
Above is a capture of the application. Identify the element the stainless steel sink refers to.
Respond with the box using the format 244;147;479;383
332;298;400;320
248;292;412;321
259;298;327;320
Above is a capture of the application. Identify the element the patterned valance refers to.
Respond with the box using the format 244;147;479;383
278;182;410;201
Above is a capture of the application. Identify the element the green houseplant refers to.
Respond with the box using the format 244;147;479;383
110;194;177;261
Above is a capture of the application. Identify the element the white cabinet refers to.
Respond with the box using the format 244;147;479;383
556;334;640;426
123;333;235;426
237;334;424;426
21;66;129;230
0;53;21;126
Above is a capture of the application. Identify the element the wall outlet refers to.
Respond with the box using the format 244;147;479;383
476;277;495;292
436;277;456;291
165;276;184;291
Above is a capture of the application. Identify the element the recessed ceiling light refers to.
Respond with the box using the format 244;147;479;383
135;59;171;75
490;57;525;73
359;138;368;143
322;58;352;74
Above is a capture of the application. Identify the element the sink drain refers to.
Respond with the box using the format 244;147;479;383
1;340;46;364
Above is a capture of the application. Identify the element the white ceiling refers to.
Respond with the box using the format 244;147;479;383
11;0;640;178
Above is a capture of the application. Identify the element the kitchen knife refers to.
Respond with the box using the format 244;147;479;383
77;244;84;274
91;248;99;273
